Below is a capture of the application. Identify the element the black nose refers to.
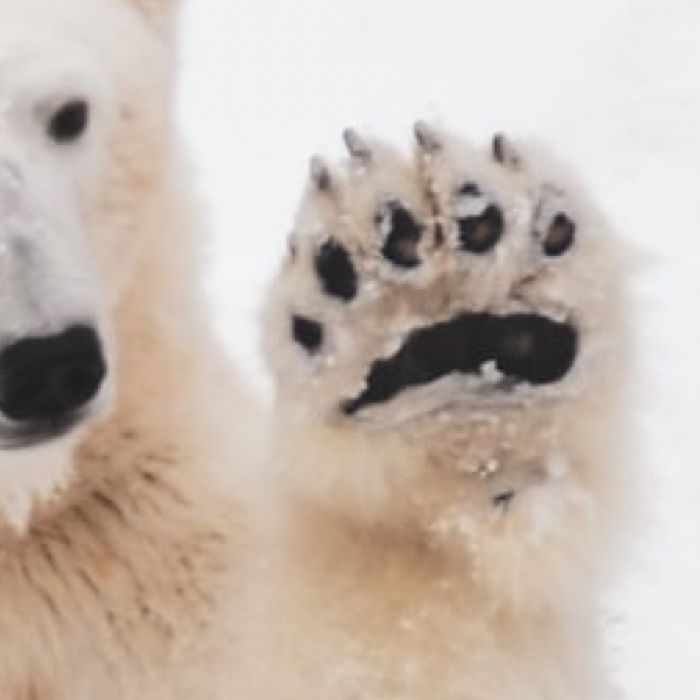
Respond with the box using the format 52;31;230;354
0;325;106;422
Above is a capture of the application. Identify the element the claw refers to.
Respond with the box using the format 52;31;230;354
343;128;372;163
414;121;442;153
310;156;333;192
492;133;522;169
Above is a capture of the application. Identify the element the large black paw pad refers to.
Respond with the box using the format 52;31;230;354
376;202;422;269
458;205;504;254
315;240;358;301
342;312;577;414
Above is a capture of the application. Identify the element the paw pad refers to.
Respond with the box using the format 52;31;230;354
458;204;504;254
542;213;575;257
376;201;422;269
271;123;596;421
342;313;577;415
292;315;323;354
452;182;504;254
315;239;358;301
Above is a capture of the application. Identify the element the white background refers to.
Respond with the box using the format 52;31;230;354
177;1;700;697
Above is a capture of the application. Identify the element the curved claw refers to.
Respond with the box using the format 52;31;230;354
414;121;442;153
309;156;333;192
343;128;372;163
492;133;522;169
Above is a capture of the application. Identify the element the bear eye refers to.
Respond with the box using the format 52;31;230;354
47;99;90;143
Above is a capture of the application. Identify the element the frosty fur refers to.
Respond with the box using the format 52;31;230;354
247;125;638;699
0;0;253;697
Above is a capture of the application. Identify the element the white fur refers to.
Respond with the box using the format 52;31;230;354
0;1;254;697
0;1;638;696
244;126;638;698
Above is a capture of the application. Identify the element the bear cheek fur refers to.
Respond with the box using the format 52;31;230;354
86;94;171;305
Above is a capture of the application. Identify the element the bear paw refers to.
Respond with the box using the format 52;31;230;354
265;123;623;430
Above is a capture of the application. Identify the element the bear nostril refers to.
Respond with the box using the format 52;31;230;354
0;325;106;423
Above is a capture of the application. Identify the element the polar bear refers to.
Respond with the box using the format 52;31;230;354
246;125;637;699
0;0;251;697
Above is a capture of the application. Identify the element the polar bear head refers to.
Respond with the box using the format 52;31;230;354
0;0;179;526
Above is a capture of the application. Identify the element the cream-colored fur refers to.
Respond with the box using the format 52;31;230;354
0;0;637;696
242;126;637;699
0;1;253;697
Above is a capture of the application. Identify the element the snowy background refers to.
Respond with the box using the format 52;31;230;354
177;1;700;697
